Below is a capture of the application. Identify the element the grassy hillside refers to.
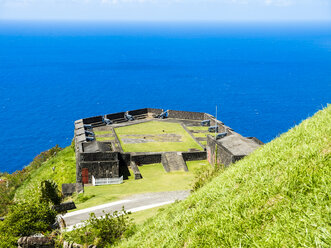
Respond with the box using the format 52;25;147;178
115;106;331;247
15;145;76;200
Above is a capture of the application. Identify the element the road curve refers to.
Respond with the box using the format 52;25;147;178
63;190;190;231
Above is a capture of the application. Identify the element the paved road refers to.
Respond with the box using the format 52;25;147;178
63;190;190;230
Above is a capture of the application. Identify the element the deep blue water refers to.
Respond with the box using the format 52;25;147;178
0;22;330;173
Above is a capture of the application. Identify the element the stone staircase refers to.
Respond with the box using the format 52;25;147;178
161;152;188;172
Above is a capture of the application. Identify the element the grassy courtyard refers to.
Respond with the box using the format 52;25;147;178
72;160;209;210
94;130;115;142
114;121;203;152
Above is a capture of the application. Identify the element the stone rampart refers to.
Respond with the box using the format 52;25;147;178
182;151;207;161
62;183;84;196
82;115;103;124
206;133;262;166
131;153;162;165
168;110;205;120
79;152;118;162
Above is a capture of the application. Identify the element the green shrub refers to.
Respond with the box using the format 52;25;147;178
0;201;57;247
40;180;62;206
62;208;133;247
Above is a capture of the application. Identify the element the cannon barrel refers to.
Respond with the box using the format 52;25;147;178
216;132;227;140
124;111;134;121
208;125;218;132
84;124;93;129
201;120;210;126
102;117;113;125
85;131;95;136
86;136;95;141
159;110;169;119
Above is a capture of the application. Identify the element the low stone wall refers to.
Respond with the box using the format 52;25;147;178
18;236;54;248
63;241;96;248
62;183;84;196
168;110;205;120
182;151;207;161
82;115;103;124
131;153;162;165
52;201;76;213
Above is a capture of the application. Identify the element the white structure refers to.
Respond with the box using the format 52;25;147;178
92;175;123;186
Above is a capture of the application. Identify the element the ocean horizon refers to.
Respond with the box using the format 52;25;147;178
0;21;330;173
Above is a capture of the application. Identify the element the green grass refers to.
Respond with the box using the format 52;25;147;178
115;106;331;248
15;145;76;200
200;141;207;146
96;136;115;142
187;126;209;131
94;130;115;142
192;132;213;138
72;161;208;210
130;205;166;225
94;130;113;135
115;121;203;152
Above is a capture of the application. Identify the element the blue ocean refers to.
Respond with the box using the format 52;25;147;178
0;22;330;173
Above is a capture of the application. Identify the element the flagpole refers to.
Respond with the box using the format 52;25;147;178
215;105;217;138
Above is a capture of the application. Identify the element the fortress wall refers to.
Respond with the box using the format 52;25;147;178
206;135;234;166
132;154;162;165
233;155;246;163
131;151;207;165
84;108;209;124
247;137;264;145
168;110;205;120
182;151;207;161
147;108;163;115
79;152;118;162
80;161;119;182
83;115;103;124
105;111;126;120
105;108;151;120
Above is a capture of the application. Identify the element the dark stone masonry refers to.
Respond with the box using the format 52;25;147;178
74;108;263;184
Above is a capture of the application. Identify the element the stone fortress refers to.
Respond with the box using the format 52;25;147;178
74;108;263;184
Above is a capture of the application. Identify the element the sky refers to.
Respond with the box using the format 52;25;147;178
0;0;330;21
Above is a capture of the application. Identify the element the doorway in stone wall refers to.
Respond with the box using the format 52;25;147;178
82;168;89;184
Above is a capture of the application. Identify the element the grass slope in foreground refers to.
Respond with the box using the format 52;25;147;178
116;106;331;248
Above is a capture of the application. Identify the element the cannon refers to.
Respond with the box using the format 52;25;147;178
201;120;210;126
157;109;169;119
216;132;227;140
84;124;93;129
124;111;134;121
102;116;113;125
86;136;95;141
208;125;218;132
85;131;95;137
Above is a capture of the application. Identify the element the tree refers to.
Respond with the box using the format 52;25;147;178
40;180;62;206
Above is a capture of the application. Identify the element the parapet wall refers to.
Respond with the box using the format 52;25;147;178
81;108;209;126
